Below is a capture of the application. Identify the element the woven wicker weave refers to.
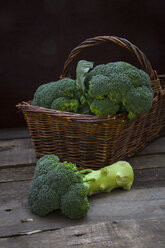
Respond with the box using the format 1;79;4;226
17;36;165;169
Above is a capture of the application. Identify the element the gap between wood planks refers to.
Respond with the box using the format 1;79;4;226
0;227;60;239
0;217;165;247
0;216;163;238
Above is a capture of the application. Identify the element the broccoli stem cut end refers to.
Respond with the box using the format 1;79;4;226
82;161;134;196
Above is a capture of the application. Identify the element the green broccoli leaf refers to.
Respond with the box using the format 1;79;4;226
76;60;94;92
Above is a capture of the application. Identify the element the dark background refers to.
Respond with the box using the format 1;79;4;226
1;0;165;128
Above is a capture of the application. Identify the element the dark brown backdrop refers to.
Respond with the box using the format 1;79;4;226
1;0;165;128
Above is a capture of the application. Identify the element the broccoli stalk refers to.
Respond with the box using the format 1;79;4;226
81;161;134;196
28;155;134;220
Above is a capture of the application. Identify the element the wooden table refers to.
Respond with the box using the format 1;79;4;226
0;128;165;247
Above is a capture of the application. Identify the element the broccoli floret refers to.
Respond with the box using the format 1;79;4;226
33;154;60;178
90;98;120;116
123;86;154;119
84;62;133;88
106;61;135;75
84;64;107;90
84;61;154;119
28;175;60;216
88;74;126;104
61;183;89;219
51;97;79;113
88;75;112;100
123;68;151;89
28;155;134;219
31;81;56;108
28;155;88;218
32;78;79;110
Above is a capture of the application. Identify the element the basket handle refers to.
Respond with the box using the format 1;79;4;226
60;35;157;80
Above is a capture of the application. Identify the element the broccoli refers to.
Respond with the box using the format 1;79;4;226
123;86;154;119
90;98;120;117
82;161;134;195
28;155;89;218
61;183;89;219
28;155;134;219
31;78;80;112
51;97;79;113
83;61;154;119
31;60;154;119
31;81;56;108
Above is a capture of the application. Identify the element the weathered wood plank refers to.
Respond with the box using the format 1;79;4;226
0;138;36;168
0;128;29;140
0;130;164;243
1;155;165;186
0;135;165;168
0;180;165;238
133;167;165;188
0;138;32;150
0;148;35;168
137;136;165;155
1;165;165;190
128;154;165;169
0;218;165;247
1;145;165;170
0;166;35;183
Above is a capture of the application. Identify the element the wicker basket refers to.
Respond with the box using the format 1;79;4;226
17;36;165;169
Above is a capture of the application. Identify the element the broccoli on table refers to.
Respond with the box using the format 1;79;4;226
61;183;89;219
28;155;89;218
82;161;134;195
83;61;154;119
28;155;134;219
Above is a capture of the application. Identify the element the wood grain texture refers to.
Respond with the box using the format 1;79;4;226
0;218;165;248
0;180;165;237
0;166;35;183
0;128;29;140
1;163;165;188
0;132;165;246
1;136;165;168
0;138;36;168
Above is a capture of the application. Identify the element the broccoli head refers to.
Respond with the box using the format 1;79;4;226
28;155;89;219
31;78;80;111
29;154;134;219
31;60;154;119
31;82;56;108
28;174;61;216
61;183;89;219
123;86;154;119
84;61;154;119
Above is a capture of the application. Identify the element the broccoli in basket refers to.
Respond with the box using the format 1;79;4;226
83;61;154;119
28;155;134;219
31;60;154;119
32;78;80;113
